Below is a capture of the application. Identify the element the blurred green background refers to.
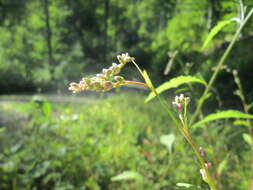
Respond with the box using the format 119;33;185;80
0;0;252;95
0;0;253;189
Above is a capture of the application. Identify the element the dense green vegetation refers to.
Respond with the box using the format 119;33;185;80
0;0;252;96
1;0;253;189
0;93;250;189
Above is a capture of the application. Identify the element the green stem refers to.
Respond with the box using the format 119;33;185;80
131;60;179;126
177;120;218;190
132;59;218;189
124;80;148;87
190;8;253;126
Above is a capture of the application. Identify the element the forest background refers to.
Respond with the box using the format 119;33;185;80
1;0;253;190
0;0;252;98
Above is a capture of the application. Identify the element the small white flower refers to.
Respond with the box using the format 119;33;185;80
178;94;185;101
68;82;81;93
172;94;190;112
96;74;104;78
117;53;134;63
112;62;118;67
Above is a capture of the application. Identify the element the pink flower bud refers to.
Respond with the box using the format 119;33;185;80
205;162;212;169
199;147;206;156
177;103;183;111
79;80;85;86
102;81;113;91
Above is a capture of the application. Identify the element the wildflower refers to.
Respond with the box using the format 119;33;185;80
172;94;190;112
102;69;108;74
199;147;206;156
102;81;113;91
68;82;82;93
205;162;212;169
112;62;118;67
68;53;139;93
117;53;134;64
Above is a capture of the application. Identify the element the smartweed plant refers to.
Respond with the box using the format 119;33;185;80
69;5;253;190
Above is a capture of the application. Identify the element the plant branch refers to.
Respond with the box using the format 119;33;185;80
190;8;253;126
131;60;179;126
124;80;148;87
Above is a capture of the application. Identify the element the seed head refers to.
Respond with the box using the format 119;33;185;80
68;53;135;93
114;76;125;82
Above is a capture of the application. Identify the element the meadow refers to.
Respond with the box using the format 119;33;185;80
0;93;250;190
0;1;253;189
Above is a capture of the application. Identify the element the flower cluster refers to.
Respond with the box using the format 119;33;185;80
68;53;134;93
198;146;213;183
172;94;190;112
117;53;135;64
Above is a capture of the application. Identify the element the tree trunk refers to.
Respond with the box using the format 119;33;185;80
104;0;109;60
43;0;54;71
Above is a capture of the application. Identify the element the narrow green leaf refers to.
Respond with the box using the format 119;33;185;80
164;50;178;75
142;70;153;89
176;183;202;189
233;120;251;127
242;133;252;146
192;110;253;128
217;154;229;176
174;87;190;94
145;76;206;102
248;102;253;111
202;19;235;50
160;134;175;154
111;171;143;182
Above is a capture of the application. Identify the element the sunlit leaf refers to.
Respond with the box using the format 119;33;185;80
160;134;175;153
176;182;202;189
142;70;153;89
43;102;52;117
202;19;235;50
145;76;206;102
242;133;252;146
192;110;253;128
111;171;143;182
233;119;251;127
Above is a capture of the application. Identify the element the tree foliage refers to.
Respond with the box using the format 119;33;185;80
0;0;252;94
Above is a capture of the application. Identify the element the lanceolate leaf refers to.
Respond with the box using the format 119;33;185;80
202;19;235;50
192;110;253;128
142;70;154;89
242;133;252;146
248;102;253;111
145;76;206;102
111;171;143;182
176;182;202;189
233;119;251;127
217;154;230;176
